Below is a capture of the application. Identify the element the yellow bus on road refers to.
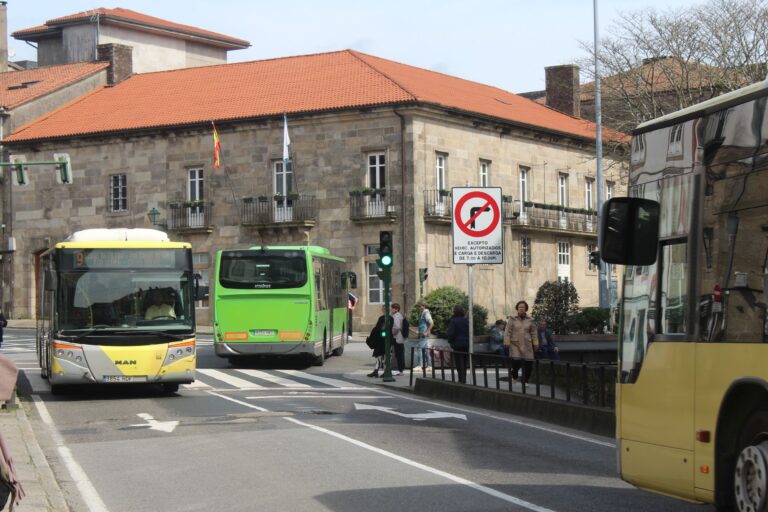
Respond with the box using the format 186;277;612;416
36;228;199;393
601;80;768;512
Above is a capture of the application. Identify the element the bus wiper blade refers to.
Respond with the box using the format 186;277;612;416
58;329;97;343
109;330;189;340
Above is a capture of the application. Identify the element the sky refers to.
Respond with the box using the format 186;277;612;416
7;0;699;93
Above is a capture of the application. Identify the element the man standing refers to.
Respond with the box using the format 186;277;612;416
390;303;406;375
536;319;559;360
414;301;433;370
504;300;538;383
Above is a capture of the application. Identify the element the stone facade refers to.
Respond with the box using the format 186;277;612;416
5;106;625;329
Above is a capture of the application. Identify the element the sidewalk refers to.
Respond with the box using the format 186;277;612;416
0;402;69;511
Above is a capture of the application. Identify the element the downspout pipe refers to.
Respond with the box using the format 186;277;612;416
394;110;408;310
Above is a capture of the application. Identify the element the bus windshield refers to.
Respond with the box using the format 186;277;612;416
57;270;194;335
218;250;308;289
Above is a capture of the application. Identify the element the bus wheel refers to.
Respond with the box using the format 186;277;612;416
162;383;180;394
313;346;325;366
332;345;344;357
734;411;768;512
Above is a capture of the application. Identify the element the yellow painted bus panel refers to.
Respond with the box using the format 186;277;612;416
621;439;696;501
621;342;696;450
100;345;165;375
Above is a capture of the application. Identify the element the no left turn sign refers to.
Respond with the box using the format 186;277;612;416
452;187;503;264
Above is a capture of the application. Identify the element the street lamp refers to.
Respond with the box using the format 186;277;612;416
147;207;167;229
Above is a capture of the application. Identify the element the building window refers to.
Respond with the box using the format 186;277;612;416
520;237;531;268
585;177;594;211
606;181;615;200
367;261;385;304
365;245;380;256
519;165;529;202
668;124;683;157
368;152;386;190
587;243;597;272
110;174;128;212
558;173;569;207
195;269;210;308
479;160;490;186
273;160;293;196
187;168;204;227
436;153;447;191
631;134;646;164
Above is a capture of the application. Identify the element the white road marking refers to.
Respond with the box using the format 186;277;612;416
129;413;179;433
207;391;557;512
354;403;467;421
235;369;312;388
33;396;110;512
246;394;388;399
276;369;364;389
197;369;266;389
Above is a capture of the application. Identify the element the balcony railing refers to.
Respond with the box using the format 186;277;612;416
349;190;400;221
167;202;213;231
423;189;452;222
510;202;597;234
239;195;317;227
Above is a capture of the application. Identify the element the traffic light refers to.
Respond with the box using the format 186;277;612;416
54;153;72;184
419;268;428;283
379;231;393;268
589;250;601;269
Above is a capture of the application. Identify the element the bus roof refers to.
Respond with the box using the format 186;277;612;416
65;228;170;242
634;79;768;135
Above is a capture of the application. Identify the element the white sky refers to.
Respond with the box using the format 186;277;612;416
7;0;700;93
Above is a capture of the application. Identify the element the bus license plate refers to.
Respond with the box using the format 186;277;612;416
250;330;274;336
102;375;146;383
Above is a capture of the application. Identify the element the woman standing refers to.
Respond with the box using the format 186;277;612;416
504;300;538;383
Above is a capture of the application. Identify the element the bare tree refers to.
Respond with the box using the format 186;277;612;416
578;0;767;134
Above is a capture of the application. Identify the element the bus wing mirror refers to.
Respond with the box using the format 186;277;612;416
195;285;209;301
44;269;56;291
599;197;660;266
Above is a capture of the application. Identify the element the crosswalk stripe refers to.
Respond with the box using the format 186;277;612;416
184;379;211;389
235;369;312;388
197;369;266;389
275;370;363;389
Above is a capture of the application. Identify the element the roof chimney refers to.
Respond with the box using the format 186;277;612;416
0;2;8;72
97;43;133;85
545;65;580;117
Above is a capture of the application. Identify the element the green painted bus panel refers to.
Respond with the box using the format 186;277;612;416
214;293;311;342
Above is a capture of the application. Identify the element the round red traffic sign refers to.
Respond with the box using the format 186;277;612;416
454;191;500;237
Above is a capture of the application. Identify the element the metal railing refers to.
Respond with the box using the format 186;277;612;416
239;195;317;225
408;346;616;409
510;203;597;233
167;202;212;230
349;190;400;220
423;189;452;219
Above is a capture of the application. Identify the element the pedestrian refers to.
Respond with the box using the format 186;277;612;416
366;306;389;378
414;300;433;370
536;319;560;360
0;309;7;349
488;319;506;357
504;300;538;383
347;292;357;336
446;305;470;383
390;303;407;375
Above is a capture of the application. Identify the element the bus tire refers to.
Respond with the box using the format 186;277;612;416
733;410;768;512
313;344;326;366
332;345;344;357
162;383;180;394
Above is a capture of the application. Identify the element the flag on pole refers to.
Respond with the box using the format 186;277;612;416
282;114;291;167
212;121;221;169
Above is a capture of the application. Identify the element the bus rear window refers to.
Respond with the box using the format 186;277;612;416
219;251;308;289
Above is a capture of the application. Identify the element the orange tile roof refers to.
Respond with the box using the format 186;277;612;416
0;62;109;109
12;7;249;48
6;50;626;144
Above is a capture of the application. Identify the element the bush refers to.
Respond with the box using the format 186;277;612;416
531;280;579;334
568;307;610;334
409;287;488;337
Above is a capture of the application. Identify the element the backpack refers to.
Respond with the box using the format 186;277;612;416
401;317;410;340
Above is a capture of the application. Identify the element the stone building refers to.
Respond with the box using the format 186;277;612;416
3;49;627;329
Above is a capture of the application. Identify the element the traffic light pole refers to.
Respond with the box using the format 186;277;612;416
382;266;394;382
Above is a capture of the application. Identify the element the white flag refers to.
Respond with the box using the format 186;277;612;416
282;114;291;164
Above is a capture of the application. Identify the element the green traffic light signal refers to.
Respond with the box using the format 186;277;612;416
380;254;392;267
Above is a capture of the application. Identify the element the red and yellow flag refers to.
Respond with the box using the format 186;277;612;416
212;121;221;169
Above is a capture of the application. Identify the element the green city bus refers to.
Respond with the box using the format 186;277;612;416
213;246;349;365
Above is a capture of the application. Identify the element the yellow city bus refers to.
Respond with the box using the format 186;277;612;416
36;229;199;393
600;80;768;511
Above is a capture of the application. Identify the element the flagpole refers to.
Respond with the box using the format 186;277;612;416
283;113;300;196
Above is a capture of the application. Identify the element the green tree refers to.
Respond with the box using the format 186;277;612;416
531;280;580;334
409;287;488;337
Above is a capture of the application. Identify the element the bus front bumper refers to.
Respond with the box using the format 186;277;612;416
215;341;321;357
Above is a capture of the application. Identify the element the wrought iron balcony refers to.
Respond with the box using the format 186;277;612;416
167;201;213;232
349;189;400;222
510;202;597;235
423;189;452;223
239;195;317;227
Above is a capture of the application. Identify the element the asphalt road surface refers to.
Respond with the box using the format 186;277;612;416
2;328;710;512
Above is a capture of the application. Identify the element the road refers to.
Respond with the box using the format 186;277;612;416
3;328;710;512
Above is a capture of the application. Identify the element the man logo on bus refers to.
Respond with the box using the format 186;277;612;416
114;360;137;365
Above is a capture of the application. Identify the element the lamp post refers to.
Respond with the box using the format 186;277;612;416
594;0;610;310
147;207;167;229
